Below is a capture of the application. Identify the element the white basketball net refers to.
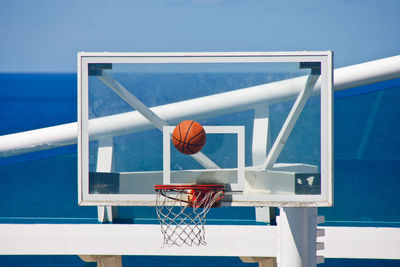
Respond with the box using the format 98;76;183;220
155;186;224;247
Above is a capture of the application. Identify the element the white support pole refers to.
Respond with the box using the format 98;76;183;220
252;106;274;224
252;106;269;166
263;73;319;170
96;138;117;223
96;138;113;173
98;70;219;170
277;207;318;267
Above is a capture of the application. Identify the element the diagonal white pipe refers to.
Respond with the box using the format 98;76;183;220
1;55;399;157
263;73;319;170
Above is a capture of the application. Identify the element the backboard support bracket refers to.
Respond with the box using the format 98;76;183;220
88;63;112;76
300;62;321;75
263;72;320;170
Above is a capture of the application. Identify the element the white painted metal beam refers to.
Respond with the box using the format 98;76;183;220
0;224;276;257
0;224;399;259
1;55;399;157
320;226;400;259
333;55;400;91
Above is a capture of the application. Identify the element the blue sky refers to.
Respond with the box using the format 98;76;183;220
1;0;399;72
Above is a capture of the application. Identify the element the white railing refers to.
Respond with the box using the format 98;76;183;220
0;224;399;259
1;55;400;157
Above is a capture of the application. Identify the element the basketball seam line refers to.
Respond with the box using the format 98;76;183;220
177;122;183;150
187;129;205;144
183;121;194;154
172;136;205;146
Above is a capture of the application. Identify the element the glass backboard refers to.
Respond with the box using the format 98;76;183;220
78;52;333;207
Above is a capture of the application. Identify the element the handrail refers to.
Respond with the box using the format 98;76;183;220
1;55;399;157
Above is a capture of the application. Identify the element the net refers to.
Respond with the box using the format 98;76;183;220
154;184;225;247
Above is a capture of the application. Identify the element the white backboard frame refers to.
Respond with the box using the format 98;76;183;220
78;51;333;207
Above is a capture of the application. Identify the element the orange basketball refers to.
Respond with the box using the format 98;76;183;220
172;120;206;155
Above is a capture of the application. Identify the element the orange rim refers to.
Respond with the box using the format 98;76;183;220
154;184;225;207
154;184;224;190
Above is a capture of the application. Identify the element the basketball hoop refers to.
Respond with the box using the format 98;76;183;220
154;184;225;247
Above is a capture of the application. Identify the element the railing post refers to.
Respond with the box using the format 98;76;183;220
277;207;318;266
96;138;117;223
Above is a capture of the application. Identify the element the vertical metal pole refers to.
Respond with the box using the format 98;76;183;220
96;138;117;223
252;106;269;166
277;207;317;267
252;106;275;224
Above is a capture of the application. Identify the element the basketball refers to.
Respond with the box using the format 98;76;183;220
172;120;206;155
